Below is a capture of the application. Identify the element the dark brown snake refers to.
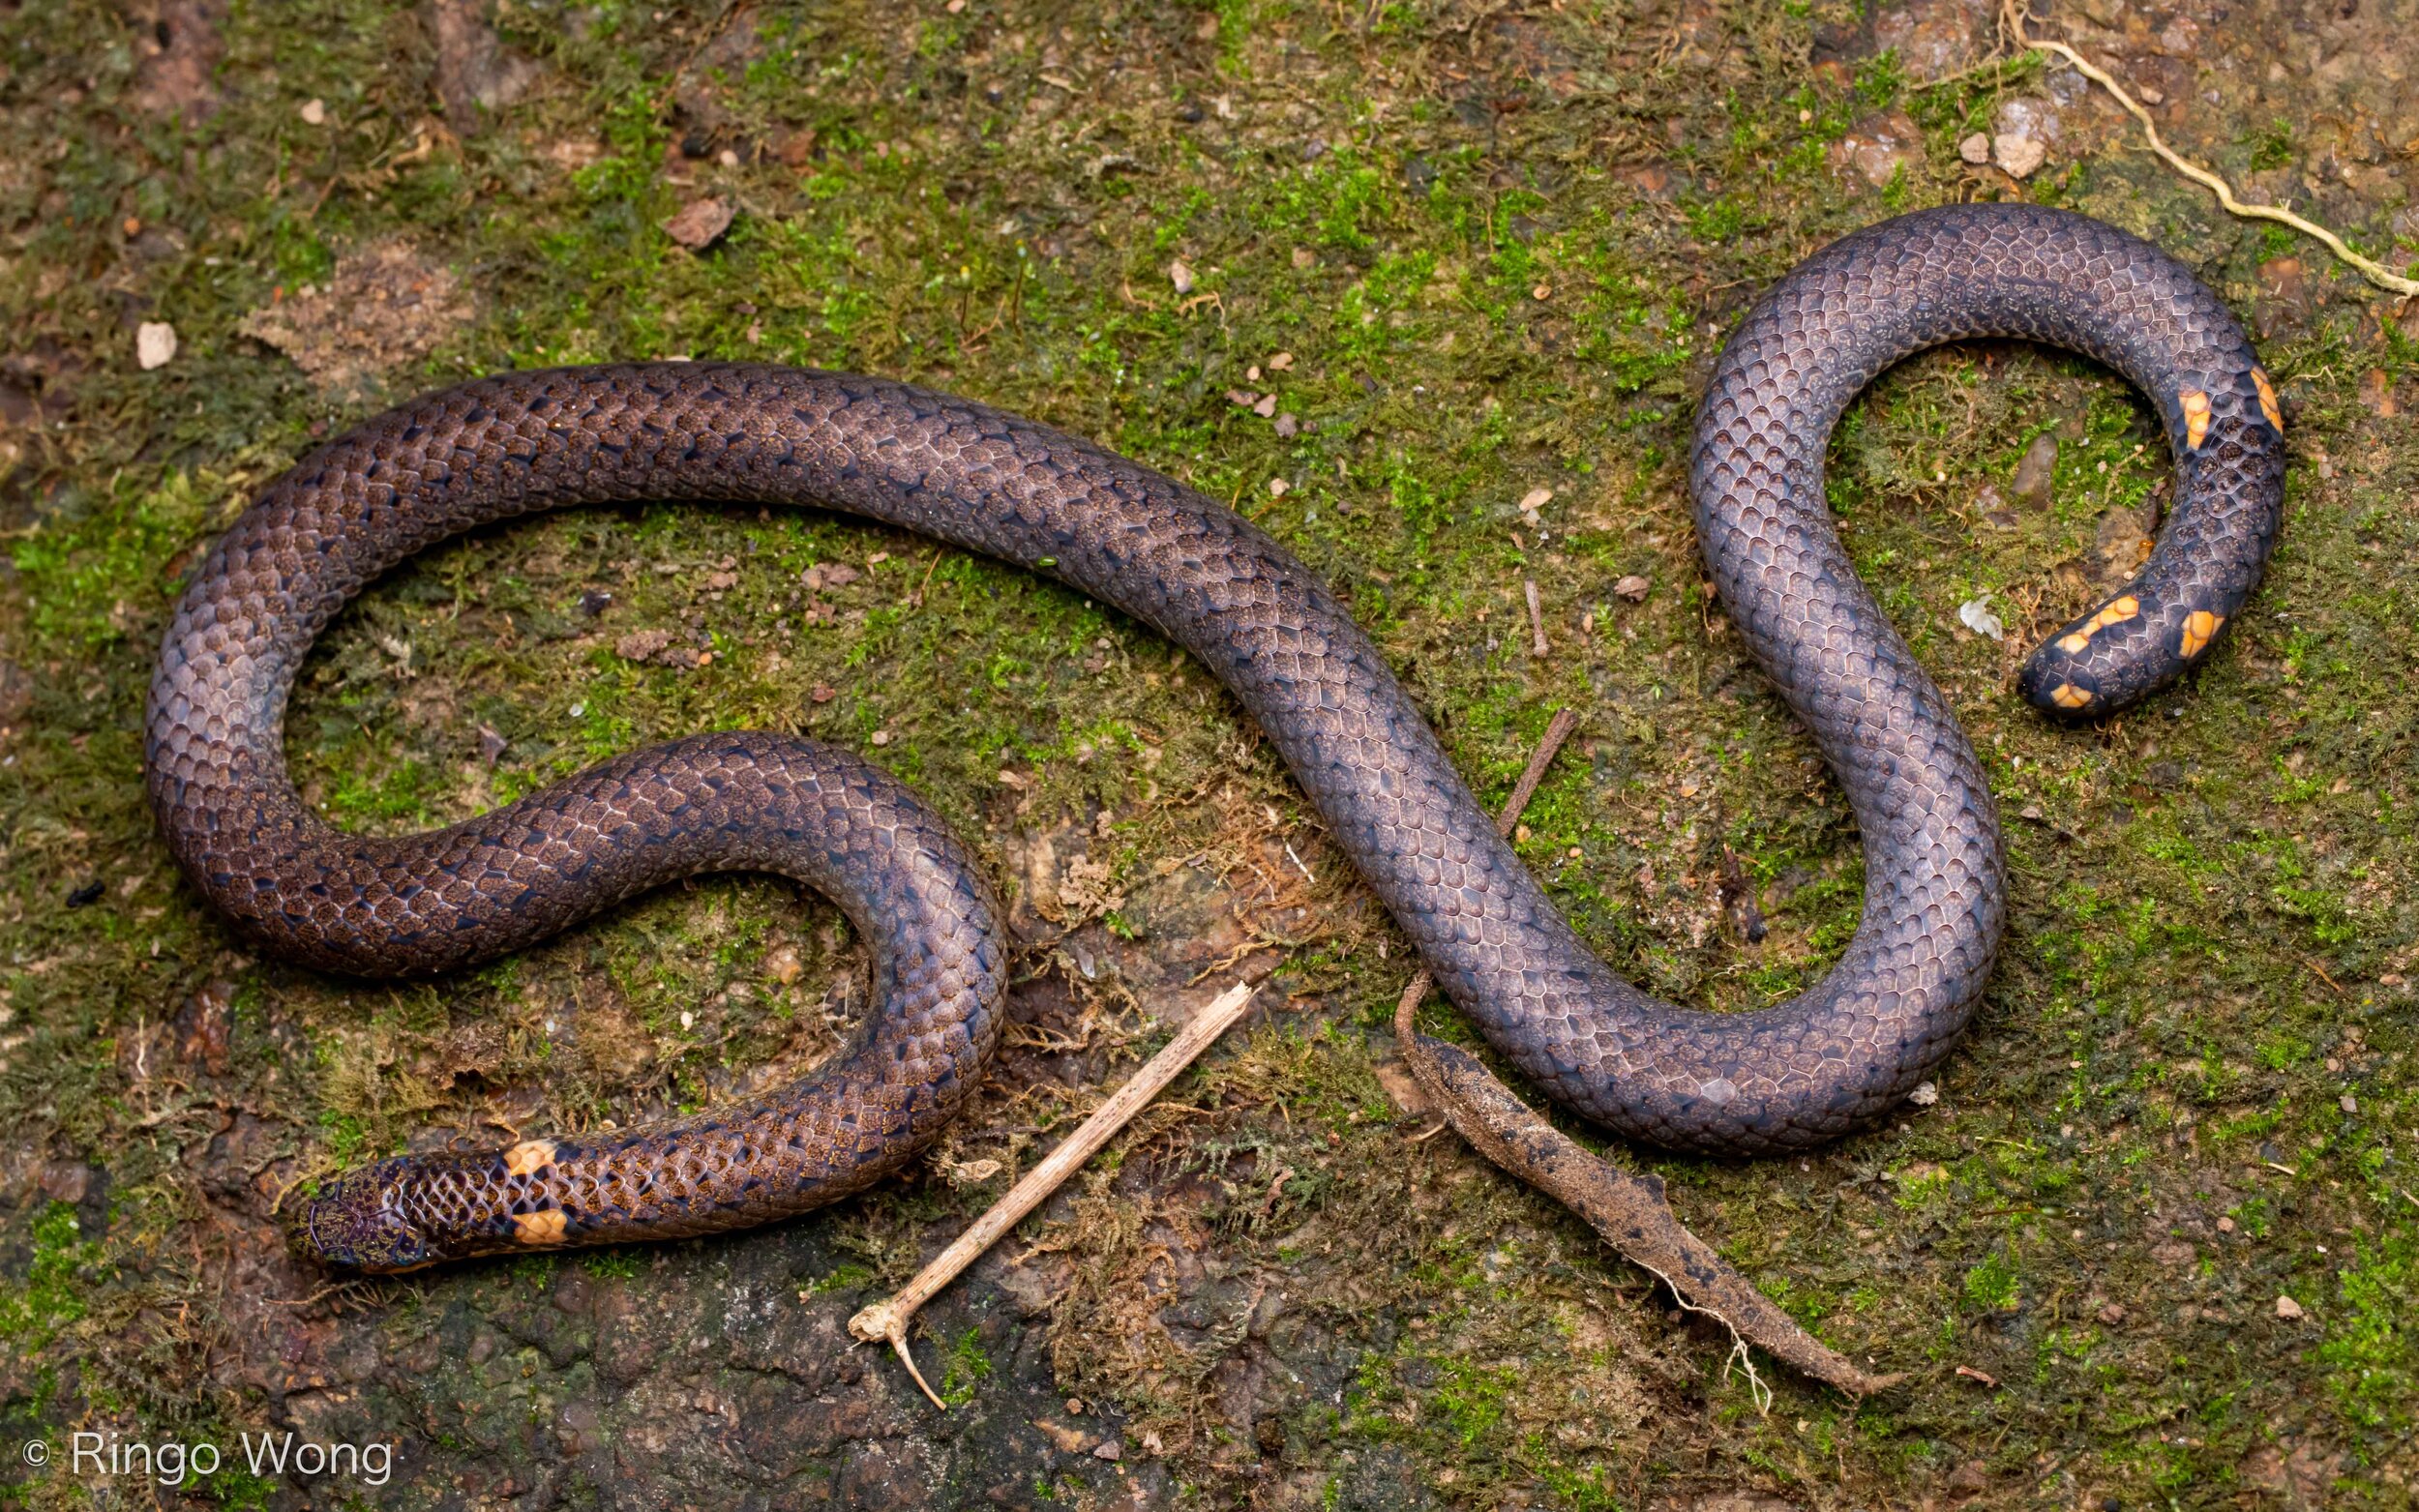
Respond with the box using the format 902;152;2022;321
142;204;2284;1272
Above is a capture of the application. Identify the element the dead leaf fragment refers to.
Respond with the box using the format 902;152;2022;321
664;197;735;251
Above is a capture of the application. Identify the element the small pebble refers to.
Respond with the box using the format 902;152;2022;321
1958;132;1991;165
2275;1294;2304;1320
1993;133;2046;179
300;97;326;126
1168;258;1194;294
136;320;178;371
1613;575;1650;603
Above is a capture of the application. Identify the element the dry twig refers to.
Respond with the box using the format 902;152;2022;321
1391;708;1902;1399
851;979;1260;1408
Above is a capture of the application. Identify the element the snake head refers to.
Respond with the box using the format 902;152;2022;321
285;1162;437;1273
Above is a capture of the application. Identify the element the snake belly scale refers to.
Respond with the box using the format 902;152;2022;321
142;204;2283;1271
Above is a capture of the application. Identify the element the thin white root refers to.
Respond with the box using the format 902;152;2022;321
849;978;1261;1408
2004;0;2419;298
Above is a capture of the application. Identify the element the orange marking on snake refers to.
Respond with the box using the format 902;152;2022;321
504;1140;558;1177
2178;609;2223;659
2180;390;2212;449
2048;683;2093;710
512;1209;568;1244
2252;368;2283;431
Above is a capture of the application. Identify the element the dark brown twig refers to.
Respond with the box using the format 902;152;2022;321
1392;707;1902;1400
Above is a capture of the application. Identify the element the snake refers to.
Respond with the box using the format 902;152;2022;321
143;203;2284;1272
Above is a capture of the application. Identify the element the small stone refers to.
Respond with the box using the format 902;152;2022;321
1291;248;1316;270
299;97;326;126
1252;393;1277;418
1613;575;1650;603
2097;1302;2126;1325
1993;133;2046;179
477;725;508;766
1958;132;1991;164
1532;282;1551;301
1520;487;1554;513
716;148;738;168
136;320;178;371
811;684;837;703
1908;1081;1939;1107
1268;351;1295;371
870;729;891;747
1065;1398;1084;1414
614;629;674;663
2340;1093;2358;1113
1273;413;1299;438
764;945;803;986
663;197;735;251
1092;1440;1121;1462
2218;1215;2236;1232
1169;258;1194;294
1268;477;1288;497
2275;1294;2304;1320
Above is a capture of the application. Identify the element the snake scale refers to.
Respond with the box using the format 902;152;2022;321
142;204;2284;1271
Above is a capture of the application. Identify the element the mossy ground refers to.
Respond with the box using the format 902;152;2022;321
0;0;2413;1507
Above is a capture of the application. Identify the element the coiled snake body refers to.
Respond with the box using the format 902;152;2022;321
143;205;2284;1271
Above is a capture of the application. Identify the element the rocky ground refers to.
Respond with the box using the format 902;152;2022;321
0;0;2413;1507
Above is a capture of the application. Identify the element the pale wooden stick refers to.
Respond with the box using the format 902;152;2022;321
2004;0;2418;298
851;978;1260;1408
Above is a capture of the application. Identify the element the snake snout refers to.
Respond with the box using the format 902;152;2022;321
287;1163;436;1273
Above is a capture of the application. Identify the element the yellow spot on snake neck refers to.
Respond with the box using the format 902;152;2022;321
512;1209;568;1245
2178;609;2224;659
2252;367;2283;432
2049;683;2093;710
2180;389;2212;449
504;1140;558;1177
2059;596;2143;654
